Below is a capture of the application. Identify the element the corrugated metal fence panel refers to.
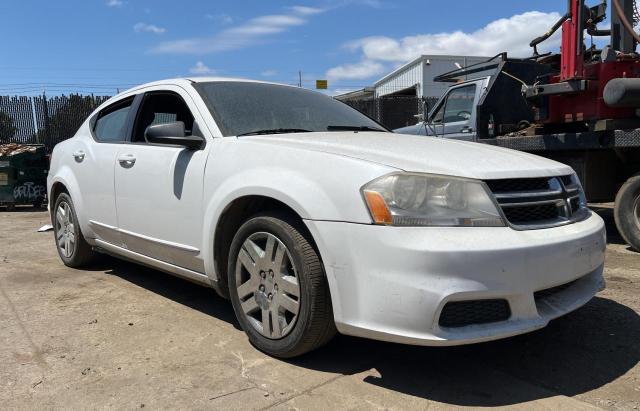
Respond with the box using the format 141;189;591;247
0;94;110;152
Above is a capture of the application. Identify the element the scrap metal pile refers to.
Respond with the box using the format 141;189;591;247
0;143;41;157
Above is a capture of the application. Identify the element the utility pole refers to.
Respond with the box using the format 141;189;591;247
298;70;302;88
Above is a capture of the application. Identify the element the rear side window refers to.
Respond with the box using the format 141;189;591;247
93;98;133;142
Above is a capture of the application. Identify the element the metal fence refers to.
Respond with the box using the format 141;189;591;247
0;94;110;152
342;95;439;130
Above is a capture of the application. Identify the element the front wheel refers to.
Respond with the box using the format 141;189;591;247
227;213;336;358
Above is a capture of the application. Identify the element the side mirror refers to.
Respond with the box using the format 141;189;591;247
145;121;204;150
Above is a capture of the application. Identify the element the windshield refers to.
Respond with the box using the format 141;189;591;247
194;81;387;136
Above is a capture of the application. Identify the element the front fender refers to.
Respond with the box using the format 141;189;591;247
200;144;395;282
201;168;341;282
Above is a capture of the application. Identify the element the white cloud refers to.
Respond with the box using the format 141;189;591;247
151;7;326;54
189;61;216;75
289;6;325;15
106;0;123;7
326;60;385;81
206;13;234;25
342;0;386;8
261;69;278;77
134;22;166;35
327;11;562;81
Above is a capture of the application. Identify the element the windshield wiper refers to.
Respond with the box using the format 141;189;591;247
237;128;312;137
327;125;387;132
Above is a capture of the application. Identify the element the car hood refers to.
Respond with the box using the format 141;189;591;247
241;132;573;180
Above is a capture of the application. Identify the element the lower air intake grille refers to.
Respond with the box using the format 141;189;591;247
534;279;579;302
439;299;511;328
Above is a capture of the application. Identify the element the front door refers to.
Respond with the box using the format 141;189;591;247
428;83;478;141
114;87;208;272
73;96;135;245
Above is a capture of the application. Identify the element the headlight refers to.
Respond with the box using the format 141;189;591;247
361;173;505;227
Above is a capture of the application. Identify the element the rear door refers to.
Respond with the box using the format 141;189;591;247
113;86;209;273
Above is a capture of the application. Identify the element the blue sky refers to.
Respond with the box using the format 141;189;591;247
0;0;587;96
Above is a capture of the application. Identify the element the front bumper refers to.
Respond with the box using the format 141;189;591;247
304;212;606;346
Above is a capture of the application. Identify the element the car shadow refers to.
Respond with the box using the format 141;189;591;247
102;258;241;330
289;296;639;406
94;208;639;407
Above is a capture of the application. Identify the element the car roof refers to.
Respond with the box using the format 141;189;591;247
122;77;298;94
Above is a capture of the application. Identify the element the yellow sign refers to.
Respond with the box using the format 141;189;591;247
316;80;328;89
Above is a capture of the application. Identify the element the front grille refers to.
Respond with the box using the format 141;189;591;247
485;177;551;193
503;203;559;223
485;175;586;229
439;299;511;328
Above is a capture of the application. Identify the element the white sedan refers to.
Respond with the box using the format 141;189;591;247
47;78;606;357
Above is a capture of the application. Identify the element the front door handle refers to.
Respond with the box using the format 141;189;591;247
118;154;136;167
72;150;85;162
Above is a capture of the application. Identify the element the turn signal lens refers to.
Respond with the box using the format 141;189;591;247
363;190;393;225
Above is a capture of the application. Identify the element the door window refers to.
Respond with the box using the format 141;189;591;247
132;92;195;143
93;98;134;142
442;85;476;123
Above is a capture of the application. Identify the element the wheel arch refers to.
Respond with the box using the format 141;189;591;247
47;170;87;229
208;194;323;298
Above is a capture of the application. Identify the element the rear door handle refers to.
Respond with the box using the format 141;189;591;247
460;126;473;133
117;153;136;167
72;150;85;162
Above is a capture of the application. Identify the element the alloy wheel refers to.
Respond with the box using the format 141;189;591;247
235;232;301;339
55;201;76;258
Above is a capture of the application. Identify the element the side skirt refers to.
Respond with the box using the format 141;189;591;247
93;239;212;287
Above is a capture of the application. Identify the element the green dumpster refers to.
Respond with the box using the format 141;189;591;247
0;144;48;209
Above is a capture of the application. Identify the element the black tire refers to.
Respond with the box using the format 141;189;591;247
614;174;640;251
53;192;96;267
227;212;336;358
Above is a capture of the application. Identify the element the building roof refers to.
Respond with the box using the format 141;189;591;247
334;87;375;101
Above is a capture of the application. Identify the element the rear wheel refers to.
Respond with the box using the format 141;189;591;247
227;213;336;358
53;193;96;267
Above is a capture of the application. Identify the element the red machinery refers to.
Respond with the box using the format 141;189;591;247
525;0;640;130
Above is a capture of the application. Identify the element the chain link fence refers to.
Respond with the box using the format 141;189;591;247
342;95;439;130
0;94;111;152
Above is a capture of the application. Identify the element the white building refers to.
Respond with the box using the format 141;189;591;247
373;55;493;99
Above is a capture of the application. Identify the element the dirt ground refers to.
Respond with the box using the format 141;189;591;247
1;207;639;410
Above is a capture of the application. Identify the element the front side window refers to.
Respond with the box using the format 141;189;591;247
442;85;476;124
132;92;195;142
194;82;386;136
93;98;133;142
